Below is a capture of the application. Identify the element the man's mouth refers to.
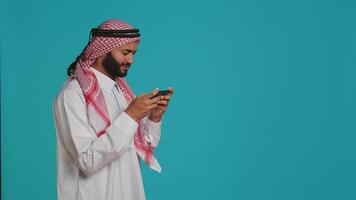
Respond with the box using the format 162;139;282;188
121;65;130;71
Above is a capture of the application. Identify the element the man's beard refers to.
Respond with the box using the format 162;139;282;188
102;52;130;78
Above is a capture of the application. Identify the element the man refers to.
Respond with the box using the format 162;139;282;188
53;19;173;200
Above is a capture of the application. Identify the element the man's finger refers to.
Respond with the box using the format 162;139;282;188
160;95;171;101
149;96;161;104
147;89;159;99
168;87;174;95
157;100;168;106
147;103;158;110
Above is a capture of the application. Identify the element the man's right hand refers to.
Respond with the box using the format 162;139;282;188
124;89;161;122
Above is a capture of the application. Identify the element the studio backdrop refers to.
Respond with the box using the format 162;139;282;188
1;0;356;199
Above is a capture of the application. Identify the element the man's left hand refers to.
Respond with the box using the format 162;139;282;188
149;87;174;122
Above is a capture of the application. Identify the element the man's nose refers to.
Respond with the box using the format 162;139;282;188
127;55;134;64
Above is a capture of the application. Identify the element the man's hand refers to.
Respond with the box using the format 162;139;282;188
125;89;162;122
149;87;174;122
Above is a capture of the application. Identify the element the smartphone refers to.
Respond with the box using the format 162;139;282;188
151;90;172;99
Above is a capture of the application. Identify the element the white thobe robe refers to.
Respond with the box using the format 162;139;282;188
53;68;162;200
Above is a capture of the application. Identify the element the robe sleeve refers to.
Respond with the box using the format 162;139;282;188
140;116;162;148
53;86;138;177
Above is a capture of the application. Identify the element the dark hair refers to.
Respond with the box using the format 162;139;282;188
67;43;89;76
67;55;80;76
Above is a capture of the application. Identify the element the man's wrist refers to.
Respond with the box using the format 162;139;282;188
124;110;140;123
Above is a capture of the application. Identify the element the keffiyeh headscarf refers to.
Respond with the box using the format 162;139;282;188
69;19;161;172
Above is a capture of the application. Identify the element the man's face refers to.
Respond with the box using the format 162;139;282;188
102;42;138;78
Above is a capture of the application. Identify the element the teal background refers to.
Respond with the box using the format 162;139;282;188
1;0;356;199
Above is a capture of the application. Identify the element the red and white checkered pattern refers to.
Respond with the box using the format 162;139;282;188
73;19;161;172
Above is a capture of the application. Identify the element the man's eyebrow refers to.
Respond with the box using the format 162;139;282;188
122;49;137;53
